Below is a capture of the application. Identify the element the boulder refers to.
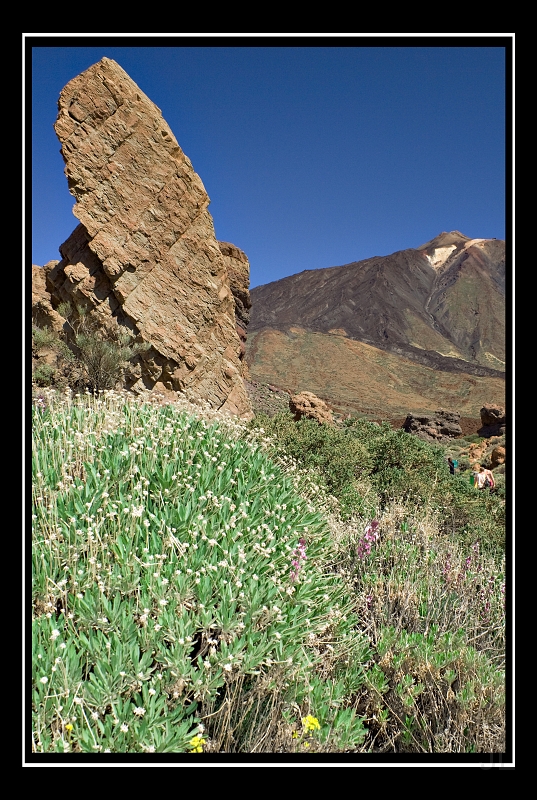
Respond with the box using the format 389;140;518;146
40;57;252;418
289;391;334;425
491;445;506;467
402;409;462;443
478;404;506;437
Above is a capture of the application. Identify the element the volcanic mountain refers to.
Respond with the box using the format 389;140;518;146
246;232;506;421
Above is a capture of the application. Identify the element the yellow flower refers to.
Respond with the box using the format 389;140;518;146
189;735;206;752
301;715;321;732
65;723;74;732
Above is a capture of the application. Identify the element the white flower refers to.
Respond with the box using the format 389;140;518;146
91;711;99;720
50;629;60;641
120;723;129;733
133;707;146;717
223;663;232;672
39;676;48;684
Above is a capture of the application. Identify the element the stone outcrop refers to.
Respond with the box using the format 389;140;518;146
478;404;506;437
289;391;334;425
38;57;252;418
402;409;462;443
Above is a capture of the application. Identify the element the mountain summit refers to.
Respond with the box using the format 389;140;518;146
246;233;505;420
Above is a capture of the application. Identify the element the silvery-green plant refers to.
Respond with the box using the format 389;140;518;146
31;388;369;753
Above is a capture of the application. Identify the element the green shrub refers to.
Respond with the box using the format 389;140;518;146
251;412;505;560
31;391;370;754
31;390;507;755
250;412;377;519
32;324;79;389
32;363;56;387
462;434;486;445
357;625;505;753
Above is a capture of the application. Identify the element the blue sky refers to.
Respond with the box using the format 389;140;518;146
27;35;510;289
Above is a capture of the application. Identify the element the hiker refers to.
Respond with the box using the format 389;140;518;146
474;465;495;490
447;457;458;475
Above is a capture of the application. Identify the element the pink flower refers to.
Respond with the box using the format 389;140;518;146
356;520;380;560
290;538;307;581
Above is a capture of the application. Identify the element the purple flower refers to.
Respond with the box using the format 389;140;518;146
356;520;380;560
290;538;307;582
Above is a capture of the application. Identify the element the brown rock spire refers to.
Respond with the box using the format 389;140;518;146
46;57;252;417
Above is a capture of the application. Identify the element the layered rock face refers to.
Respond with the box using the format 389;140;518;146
217;241;252;380
32;264;65;333
42;57;252;418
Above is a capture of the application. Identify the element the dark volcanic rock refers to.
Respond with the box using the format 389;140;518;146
402;409;462;443
478;404;506;437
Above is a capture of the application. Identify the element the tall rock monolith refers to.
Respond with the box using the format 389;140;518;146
44;57;252;418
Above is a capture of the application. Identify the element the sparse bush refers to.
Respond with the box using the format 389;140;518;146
32;325;61;350
32;304;149;394
63;304;149;393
